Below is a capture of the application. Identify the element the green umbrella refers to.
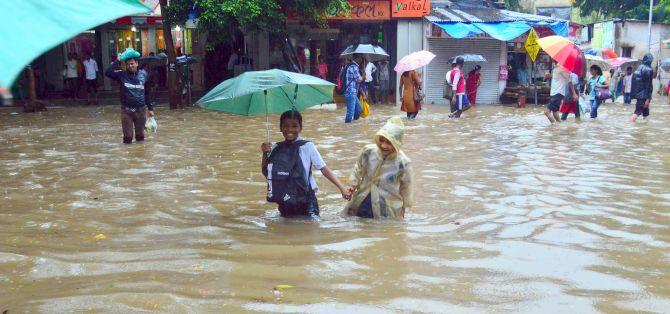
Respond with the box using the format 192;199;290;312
196;69;335;142
0;0;151;89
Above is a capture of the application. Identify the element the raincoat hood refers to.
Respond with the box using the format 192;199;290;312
642;53;653;66
374;117;404;157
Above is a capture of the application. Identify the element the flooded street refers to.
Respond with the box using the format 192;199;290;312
1;100;670;313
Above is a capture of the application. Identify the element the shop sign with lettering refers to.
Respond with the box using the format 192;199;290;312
327;0;390;20
391;0;430;18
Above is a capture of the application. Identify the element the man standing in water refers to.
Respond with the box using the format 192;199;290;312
545;63;570;124
630;53;654;123
105;48;154;144
344;54;363;123
449;57;471;118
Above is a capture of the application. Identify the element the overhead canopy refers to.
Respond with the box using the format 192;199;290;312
426;6;569;41
0;0;151;89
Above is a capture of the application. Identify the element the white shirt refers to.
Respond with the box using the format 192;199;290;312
270;137;326;192
623;74;632;93
550;66;570;96
365;62;376;83
83;59;98;80
64;59;78;78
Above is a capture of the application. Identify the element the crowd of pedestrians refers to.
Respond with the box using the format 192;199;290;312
543;53;655;124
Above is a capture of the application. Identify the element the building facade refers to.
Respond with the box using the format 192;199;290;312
422;1;569;105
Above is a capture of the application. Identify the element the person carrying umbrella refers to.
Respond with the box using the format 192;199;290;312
344;54;364;123
261;110;351;219
545;62;576;123
105;48;154;144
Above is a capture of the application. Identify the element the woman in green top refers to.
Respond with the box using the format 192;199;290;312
588;65;609;119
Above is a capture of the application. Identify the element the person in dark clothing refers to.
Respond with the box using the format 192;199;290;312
630;53;654;122
105;48;155;144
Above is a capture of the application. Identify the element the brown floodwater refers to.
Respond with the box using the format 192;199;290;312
1;98;669;313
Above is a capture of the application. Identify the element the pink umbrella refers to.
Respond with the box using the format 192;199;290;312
607;57;640;69
394;50;436;73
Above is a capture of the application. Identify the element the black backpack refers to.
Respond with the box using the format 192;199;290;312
335;63;355;95
266;140;312;208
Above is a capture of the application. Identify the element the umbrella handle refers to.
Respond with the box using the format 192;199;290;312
292;85;298;109
265;90;270;149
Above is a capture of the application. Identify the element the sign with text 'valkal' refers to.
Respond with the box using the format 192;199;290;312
391;0;430;18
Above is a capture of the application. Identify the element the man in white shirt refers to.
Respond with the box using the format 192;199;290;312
365;61;377;102
623;66;633;104
82;53;98;105
545;63;571;124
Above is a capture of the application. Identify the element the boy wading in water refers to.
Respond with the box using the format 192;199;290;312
261;110;351;219
105;48;154;144
344;117;413;219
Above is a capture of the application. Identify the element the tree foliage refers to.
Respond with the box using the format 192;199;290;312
166;0;350;45
573;0;670;23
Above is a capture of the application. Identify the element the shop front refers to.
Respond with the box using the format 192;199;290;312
99;17;202;92
424;25;505;105
278;0;428;104
423;4;568;105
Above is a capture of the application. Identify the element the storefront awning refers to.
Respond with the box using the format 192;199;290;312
435;20;568;41
426;7;569;41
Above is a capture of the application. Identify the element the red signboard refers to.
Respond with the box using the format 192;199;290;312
391;0;430;18
327;0;391;20
499;65;508;80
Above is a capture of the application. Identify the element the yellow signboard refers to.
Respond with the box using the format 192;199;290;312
525;28;540;62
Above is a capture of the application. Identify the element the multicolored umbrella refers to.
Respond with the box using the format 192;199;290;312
0;0;151;89
394;50;436;73
196;69;335;141
537;35;583;75
585;48;618;59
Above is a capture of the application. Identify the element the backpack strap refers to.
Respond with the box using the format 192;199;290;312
292;140;313;191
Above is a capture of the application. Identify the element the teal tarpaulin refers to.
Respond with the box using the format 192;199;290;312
435;20;569;41
0;0;151;89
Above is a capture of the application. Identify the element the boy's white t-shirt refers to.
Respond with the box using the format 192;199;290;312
271;137;326;192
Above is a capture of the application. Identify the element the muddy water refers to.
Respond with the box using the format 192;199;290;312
1;100;669;313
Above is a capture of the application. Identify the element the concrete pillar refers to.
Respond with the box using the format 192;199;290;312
100;26;112;91
148;27;157;54
395;19;424;105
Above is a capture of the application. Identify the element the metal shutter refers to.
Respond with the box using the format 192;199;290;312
426;38;502;105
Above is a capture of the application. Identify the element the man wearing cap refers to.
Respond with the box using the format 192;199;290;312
105;48;154;144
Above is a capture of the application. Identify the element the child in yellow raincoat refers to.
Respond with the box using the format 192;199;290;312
344;117;413;219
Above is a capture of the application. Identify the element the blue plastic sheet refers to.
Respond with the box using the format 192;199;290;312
472;22;531;41
435;22;483;38
532;21;569;37
434;20;569;41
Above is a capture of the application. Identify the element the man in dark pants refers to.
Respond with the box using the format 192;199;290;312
630;53;654;123
105;48;155;144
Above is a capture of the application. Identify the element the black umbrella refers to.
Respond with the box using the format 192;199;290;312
176;55;198;65
139;55;167;67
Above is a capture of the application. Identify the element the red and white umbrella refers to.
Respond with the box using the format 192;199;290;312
394;50;436;73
